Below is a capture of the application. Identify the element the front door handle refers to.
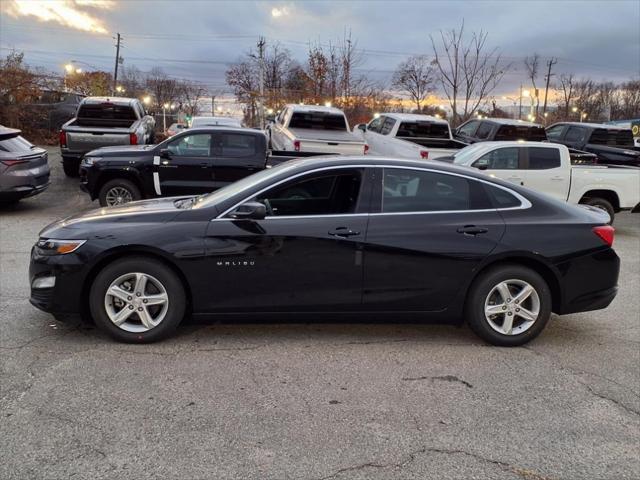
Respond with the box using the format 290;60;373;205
457;225;488;236
328;227;360;238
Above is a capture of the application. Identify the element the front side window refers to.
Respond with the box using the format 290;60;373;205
380;117;396;135
167;134;211;157
545;125;564;140
457;120;480;136
382;168;491;212
527;147;561;169
367;117;384;133
473;147;520;169
254;169;363;217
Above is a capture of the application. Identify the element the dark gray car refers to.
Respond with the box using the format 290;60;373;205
0;127;50;203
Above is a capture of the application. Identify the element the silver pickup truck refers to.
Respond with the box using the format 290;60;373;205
59;96;155;177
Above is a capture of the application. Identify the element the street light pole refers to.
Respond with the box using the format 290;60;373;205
518;84;523;120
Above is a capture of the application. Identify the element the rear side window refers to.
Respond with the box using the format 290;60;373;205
380;117;396;135
475;122;493;140
382;168;492;212
495;125;546;141
216;133;257;157
0;135;33;152
483;184;522;209
589;128;634;147
473;147;520;169
527;147;561;169
545;125;564;140
397;122;449;138
77;103;137;120
289;112;347;131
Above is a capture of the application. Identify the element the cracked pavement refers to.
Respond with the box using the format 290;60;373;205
1;148;639;479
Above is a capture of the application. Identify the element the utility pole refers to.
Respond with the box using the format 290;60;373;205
518;84;523;120
211;95;215;115
257;36;265;129
113;33;121;95
542;57;557;116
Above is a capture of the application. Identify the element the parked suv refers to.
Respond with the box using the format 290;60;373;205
454;118;547;144
60;97;155;177
0;126;50;203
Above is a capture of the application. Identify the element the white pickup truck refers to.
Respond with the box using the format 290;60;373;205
354;113;468;160
268;104;367;155
450;141;640;221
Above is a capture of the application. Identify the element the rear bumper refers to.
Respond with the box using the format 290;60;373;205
0;166;50;200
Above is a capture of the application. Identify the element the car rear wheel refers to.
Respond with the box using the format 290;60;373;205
89;257;186;342
465;265;552;346
99;179;141;207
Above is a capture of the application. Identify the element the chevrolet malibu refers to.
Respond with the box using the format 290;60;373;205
29;157;619;345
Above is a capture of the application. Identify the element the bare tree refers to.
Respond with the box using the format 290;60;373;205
558;73;575;119
177;81;206;117
392;55;435;111
306;43;328;101
339;30;363;103
225;60;258;125
524;53;540;117
430;21;507;126
145;68;179;110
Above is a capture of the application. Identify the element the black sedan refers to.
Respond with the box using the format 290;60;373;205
29;157;619;345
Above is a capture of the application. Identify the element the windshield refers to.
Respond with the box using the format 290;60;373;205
452;144;488;165
192;161;304;210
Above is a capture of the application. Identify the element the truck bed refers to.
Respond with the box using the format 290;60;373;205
397;137;468;150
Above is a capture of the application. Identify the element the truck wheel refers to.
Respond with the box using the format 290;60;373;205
583;197;614;224
63;159;80;177
99;179;141;207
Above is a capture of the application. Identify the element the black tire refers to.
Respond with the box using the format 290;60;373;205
98;178;142;207
89;257;186;343
465;264;552;347
63;159;80;177
582;197;615;224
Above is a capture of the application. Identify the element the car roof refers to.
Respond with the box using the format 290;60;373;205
182;126;265;136
476;118;543;127
464;140;557;148
382;113;448;124
284;104;345;114
81;96;137;105
553;121;629;130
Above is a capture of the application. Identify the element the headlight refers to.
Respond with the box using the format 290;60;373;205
36;239;86;255
81;156;100;166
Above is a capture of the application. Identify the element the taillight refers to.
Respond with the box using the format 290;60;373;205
59;130;67;148
364;144;369;155
129;133;138;145
593;225;615;247
293;140;300;152
1;159;28;166
420;150;429;159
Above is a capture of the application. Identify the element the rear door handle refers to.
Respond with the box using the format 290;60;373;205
550;176;564;181
328;227;360;238
457;225;488;236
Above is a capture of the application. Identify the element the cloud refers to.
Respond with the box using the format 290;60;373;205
2;0;114;34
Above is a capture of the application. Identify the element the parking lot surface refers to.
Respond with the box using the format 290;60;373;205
1;148;639;480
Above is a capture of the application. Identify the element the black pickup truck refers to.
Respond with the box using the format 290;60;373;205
546;122;640;167
79;127;321;206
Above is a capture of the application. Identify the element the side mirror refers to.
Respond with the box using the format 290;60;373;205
477;164;488;171
159;148;171;159
357;124;367;132
229;201;266;220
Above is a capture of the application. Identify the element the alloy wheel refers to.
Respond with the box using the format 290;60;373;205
104;272;169;333
484;279;540;336
105;186;133;206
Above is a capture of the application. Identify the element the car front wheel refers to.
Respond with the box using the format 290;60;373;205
89;257;186;342
98;179;141;207
465;265;552;346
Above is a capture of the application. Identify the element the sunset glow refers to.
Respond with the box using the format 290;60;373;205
3;0;114;34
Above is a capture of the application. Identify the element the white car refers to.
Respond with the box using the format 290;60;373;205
354;113;468;160
190;116;242;128
269;104;367;155
451;141;640;221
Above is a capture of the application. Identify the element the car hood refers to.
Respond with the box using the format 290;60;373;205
39;196;188;238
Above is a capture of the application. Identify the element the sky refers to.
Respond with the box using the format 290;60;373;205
1;0;639;99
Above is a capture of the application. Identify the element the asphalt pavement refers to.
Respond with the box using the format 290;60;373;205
1;147;638;479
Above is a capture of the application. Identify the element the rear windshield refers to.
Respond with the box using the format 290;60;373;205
397;122;450;139
77;103;137;121
495;125;546;141
0;134;33;152
589;128;634;147
289;112;347;130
